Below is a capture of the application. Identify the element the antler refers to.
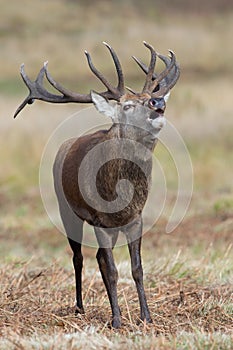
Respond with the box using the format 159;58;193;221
14;42;125;118
132;41;180;97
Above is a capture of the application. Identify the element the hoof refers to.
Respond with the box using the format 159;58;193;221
111;317;121;329
140;315;152;324
75;306;85;315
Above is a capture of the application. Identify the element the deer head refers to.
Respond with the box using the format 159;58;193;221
14;42;180;140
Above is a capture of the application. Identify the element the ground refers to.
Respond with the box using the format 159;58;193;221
0;192;232;348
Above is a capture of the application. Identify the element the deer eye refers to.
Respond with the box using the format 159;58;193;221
123;104;134;111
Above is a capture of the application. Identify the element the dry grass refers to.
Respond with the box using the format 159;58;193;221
0;242;232;349
0;193;232;349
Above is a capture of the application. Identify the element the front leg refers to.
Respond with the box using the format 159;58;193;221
124;217;152;323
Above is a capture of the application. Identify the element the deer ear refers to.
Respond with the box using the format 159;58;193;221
91;91;116;120
164;91;170;103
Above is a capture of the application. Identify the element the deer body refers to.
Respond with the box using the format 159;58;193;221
56;121;154;228
15;42;180;328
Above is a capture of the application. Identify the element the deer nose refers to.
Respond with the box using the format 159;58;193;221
148;97;166;112
148;98;166;119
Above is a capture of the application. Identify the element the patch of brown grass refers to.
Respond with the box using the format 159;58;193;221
0;190;232;348
0;258;232;340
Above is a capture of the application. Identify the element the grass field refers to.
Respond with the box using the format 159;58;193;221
0;1;233;349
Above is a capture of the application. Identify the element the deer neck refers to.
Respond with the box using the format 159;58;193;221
109;123;158;151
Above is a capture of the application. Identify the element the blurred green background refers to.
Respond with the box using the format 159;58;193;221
0;0;232;254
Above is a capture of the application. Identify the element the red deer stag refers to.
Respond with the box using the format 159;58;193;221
14;42;180;328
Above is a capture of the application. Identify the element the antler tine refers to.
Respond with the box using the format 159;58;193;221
14;63;67;119
103;42;125;94
126;86;137;94
142;41;157;93
132;56;145;73
150;51;177;93
155;54;170;87
44;62;83;99
167;64;180;90
84;44;124;98
132;56;157;80
158;53;179;85
152;51;180;97
13;65;34;118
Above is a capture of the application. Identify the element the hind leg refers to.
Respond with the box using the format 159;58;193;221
95;227;121;328
61;206;84;313
55;185;84;313
60;204;84;313
68;236;84;314
53;144;84;313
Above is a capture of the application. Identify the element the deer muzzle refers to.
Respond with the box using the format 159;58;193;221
148;97;166;119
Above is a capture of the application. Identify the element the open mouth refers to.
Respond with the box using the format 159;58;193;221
156;108;164;115
149;109;164;120
147;112;166;130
